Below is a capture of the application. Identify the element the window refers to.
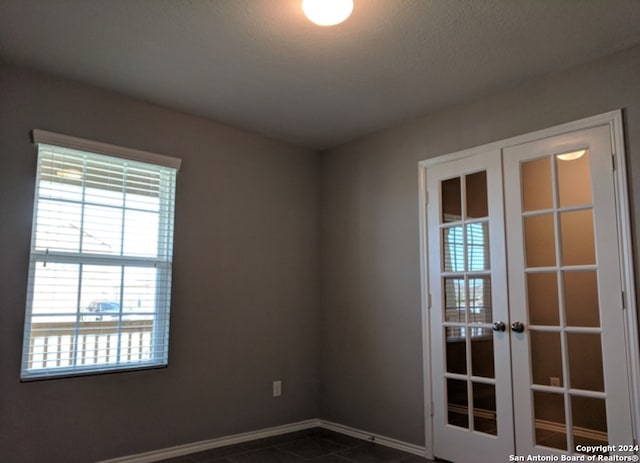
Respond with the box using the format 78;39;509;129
21;130;180;380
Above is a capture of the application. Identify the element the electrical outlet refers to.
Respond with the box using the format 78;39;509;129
273;380;282;397
550;377;560;387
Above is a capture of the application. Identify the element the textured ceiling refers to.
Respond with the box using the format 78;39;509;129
2;0;640;150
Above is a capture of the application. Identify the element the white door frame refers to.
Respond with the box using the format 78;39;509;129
418;110;640;459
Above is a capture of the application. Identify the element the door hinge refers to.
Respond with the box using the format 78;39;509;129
622;290;626;310
425;190;429;205
612;154;617;171
428;293;432;309
430;401;434;417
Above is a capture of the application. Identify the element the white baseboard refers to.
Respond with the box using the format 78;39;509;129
317;419;427;457
97;418;427;463
97;419;320;463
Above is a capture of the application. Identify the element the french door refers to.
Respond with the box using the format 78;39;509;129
426;124;635;462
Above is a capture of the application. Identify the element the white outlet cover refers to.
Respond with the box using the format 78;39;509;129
273;380;282;397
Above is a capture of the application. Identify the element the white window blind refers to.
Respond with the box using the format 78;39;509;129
21;132;179;380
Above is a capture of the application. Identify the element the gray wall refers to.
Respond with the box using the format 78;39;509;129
3;42;640;463
0;66;320;463
319;44;640;445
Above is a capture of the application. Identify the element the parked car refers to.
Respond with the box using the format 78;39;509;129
82;301;121;321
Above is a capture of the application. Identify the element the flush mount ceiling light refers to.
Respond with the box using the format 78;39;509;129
557;149;586;161
302;0;354;26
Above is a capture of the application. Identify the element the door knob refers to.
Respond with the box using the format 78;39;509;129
511;321;525;333
492;321;506;332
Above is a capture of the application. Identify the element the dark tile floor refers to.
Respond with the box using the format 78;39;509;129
158;427;436;463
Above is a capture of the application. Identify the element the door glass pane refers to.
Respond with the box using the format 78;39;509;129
466;222;489;271
564;271;600;327
530;331;563;387
571;395;608;450
444;277;465;322
447;378;469;429
443;226;464;272
442;177;462;223
466;171;488;218
560;210;595;266
471;329;494;378
557;150;592;208
473;382;497;435
446;327;466;374
527;273;559;325
567;333;604;392
469;276;492;324
522;157;553;212
525;214;556;267
534;391;567;450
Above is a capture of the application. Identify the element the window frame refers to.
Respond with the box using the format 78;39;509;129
21;130;181;381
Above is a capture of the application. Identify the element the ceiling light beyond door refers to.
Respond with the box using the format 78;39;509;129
556;149;586;161
302;0;354;26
